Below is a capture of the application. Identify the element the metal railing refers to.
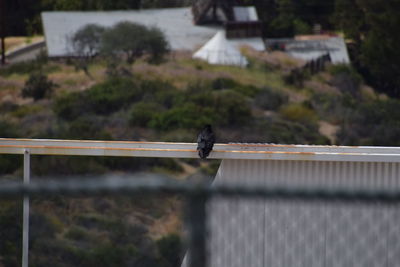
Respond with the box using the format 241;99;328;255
2;138;400;267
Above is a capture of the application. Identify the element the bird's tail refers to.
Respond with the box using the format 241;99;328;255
198;149;207;159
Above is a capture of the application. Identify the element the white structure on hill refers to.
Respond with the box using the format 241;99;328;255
41;8;265;57
193;31;248;67
266;35;351;64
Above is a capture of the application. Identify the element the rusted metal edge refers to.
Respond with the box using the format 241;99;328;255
1;142;400;162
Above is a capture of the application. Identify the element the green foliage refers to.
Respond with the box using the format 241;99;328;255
293;19;312;35
71;24;105;58
334;0;400;97
129;102;163;127
338;99;400;146
22;72;56;101
86;78;142;115
310;93;352;124
211;77;240;90
156;234;183;267
328;64;363;96
101;21;169;64
0;155;21;175
53;91;87;121
0;120;21;175
54;78;142;120
254;118;330;145
0;59;58;77
253;87;289;110
61;116;113;140
65;226;89;241
0;201;22;267
279;103;318;125
150;103;214;130
214;90;252;126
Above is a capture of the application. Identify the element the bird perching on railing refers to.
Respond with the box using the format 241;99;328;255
197;125;215;159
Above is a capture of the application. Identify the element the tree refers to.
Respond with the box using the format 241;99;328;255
334;0;400;97
101;21;169;64
71;24;106;58
70;24;106;76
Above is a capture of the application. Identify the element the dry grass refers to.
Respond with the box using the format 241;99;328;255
5;36;44;52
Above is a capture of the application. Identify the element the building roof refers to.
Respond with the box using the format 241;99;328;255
266;36;351;64
233;6;258;22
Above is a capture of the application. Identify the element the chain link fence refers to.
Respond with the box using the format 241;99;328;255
1;176;400;267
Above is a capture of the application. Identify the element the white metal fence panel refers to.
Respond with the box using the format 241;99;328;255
206;159;400;267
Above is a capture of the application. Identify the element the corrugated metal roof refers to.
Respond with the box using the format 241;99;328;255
266;37;350;64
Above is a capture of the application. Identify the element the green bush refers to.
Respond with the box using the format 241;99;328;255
22;72;56;101
0;201;22;267
0;155;21;175
279;103;318;125
86;78;142;115
53;92;87;120
254;118;330;145
156;234;182;267
0;120;21;175
150;103;215;131
0;58;58;77
65;226;89;241
211;77;239;90
328;64;363;96
338;99;400;146
61;116;113;140
310;93;353;124
54;77;154;120
214;90;252;126
254;87;289;110
129;102;163;127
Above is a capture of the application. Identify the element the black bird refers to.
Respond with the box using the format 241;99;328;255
197;125;215;159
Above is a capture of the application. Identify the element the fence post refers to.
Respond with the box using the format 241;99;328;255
186;191;208;267
22;149;30;267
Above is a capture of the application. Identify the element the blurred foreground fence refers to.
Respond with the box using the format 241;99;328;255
1;176;400;267
3;139;400;267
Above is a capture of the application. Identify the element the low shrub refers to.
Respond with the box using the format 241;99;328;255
150;103;215;131
214;90;252;127
338;99;400;146
156;234;183;267
211;77;239;90
279;103;318;125
328;64;363;96
65;226;89;241
254;118;330;145
129;102;163;127
0;58;58;77
253;87;289;110
86;78;142;115
22;72;57;101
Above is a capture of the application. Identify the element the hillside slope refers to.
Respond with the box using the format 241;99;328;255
0;48;398;266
